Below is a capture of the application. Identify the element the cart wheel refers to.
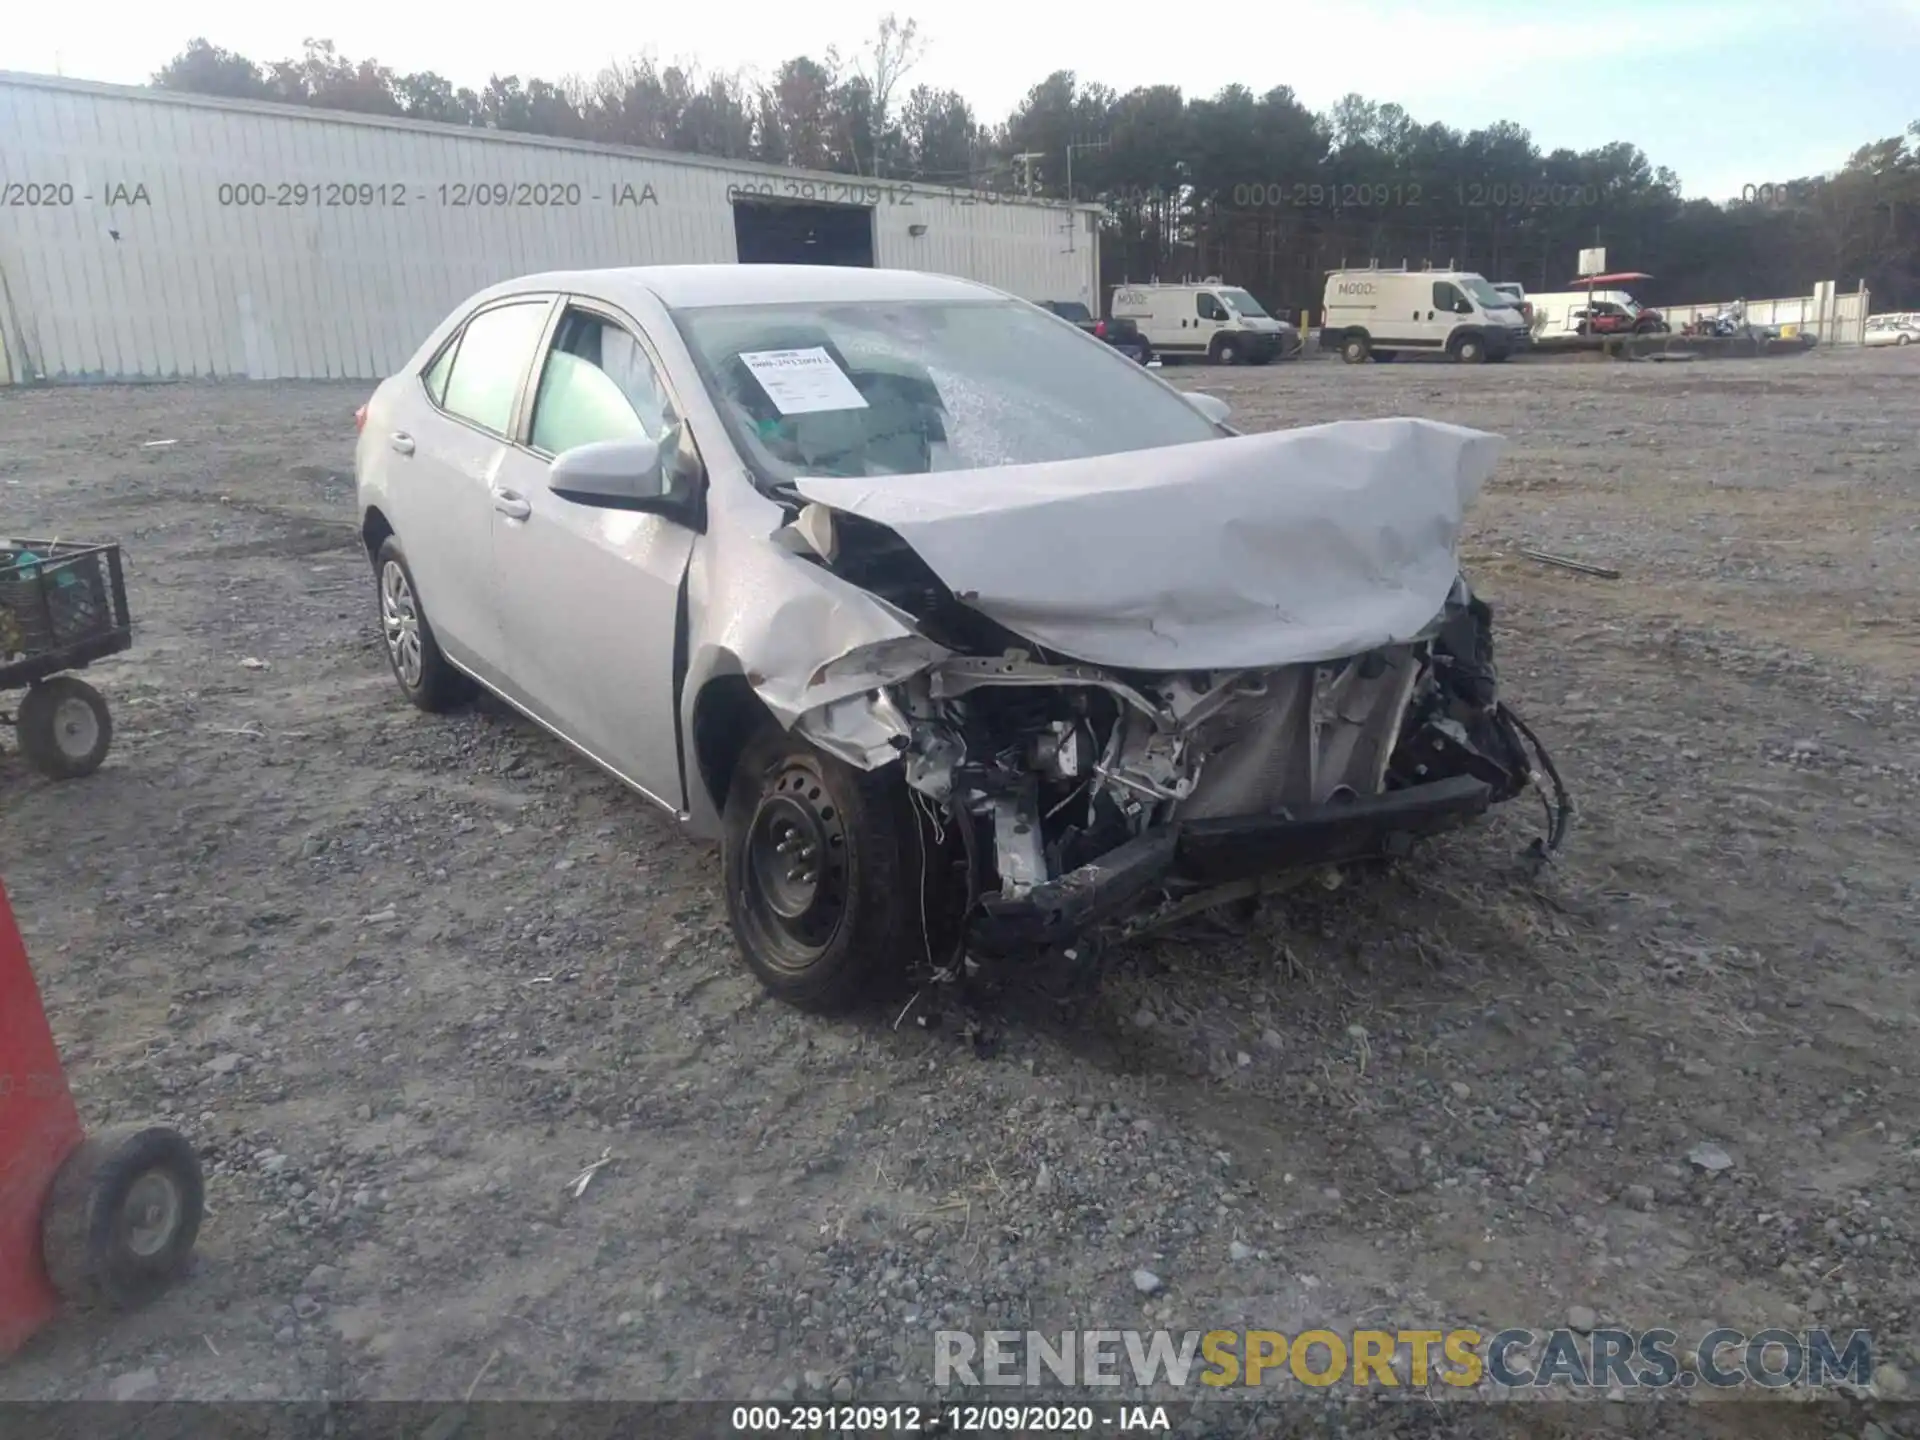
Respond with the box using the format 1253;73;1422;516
17;676;113;780
42;1125;204;1309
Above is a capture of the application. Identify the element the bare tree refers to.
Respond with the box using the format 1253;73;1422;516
850;14;926;177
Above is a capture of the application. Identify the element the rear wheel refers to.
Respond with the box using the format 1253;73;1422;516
1341;334;1371;364
722;724;932;1012
1899;334;1912;347
373;536;473;713
17;676;112;780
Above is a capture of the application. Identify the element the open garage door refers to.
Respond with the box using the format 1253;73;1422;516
733;199;875;268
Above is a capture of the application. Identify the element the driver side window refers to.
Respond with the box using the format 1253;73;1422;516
1433;282;1464;312
1197;294;1226;321
528;309;680;460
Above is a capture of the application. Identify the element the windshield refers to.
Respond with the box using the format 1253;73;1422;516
672;299;1223;488
1457;275;1513;311
1218;288;1269;318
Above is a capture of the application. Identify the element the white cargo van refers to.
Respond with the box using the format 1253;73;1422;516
1319;268;1530;363
1108;281;1298;365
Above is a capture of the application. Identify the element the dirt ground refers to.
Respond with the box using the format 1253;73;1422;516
1;347;1916;1433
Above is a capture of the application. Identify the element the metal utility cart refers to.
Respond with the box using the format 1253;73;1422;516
0;540;131;780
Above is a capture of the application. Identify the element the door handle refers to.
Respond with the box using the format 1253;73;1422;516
389;432;415;455
492;488;531;521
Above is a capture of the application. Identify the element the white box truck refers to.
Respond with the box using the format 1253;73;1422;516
1108;281;1300;365
1319;269;1530;363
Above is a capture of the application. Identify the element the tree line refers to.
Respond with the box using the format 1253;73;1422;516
153;30;1919;314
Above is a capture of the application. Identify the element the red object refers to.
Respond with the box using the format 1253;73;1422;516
1093;320;1107;338
0;876;84;1355
354;403;368;434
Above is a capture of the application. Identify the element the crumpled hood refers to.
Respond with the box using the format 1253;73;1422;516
792;417;1502;672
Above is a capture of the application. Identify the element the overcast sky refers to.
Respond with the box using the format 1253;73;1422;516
6;0;1917;202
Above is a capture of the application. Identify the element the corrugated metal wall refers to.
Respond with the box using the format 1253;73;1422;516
0;73;1101;382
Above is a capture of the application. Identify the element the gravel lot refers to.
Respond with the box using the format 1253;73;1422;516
1;348;1916;1433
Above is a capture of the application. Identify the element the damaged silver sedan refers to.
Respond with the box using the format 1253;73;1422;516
355;265;1566;1011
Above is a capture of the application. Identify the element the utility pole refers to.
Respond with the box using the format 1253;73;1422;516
1063;140;1109;254
1013;153;1045;198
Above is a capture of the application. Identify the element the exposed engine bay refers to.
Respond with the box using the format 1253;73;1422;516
783;504;1570;959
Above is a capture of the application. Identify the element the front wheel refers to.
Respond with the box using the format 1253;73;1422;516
722;724;933;1012
1453;335;1486;363
1212;337;1242;365
17;675;113;779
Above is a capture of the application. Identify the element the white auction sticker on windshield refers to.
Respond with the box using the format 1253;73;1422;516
739;348;869;415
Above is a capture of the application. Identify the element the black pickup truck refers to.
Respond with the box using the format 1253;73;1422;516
1038;301;1153;364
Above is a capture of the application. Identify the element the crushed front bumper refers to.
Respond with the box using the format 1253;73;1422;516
968;774;1492;955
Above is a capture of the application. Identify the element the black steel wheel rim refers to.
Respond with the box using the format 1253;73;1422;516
740;760;849;971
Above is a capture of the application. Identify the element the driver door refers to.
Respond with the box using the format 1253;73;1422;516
488;300;699;811
1428;280;1473;348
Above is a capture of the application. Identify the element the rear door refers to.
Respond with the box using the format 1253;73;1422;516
386;295;556;681
486;299;698;809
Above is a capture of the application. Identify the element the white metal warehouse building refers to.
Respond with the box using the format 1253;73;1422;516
0;72;1103;383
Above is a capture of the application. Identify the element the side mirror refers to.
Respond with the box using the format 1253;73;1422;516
548;436;668;511
1184;391;1231;425
1455;300;1475;315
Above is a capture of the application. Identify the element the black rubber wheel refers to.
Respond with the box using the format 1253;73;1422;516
1211;337;1242;366
1138;345;1155;366
17;676;113;780
1341;335;1371;364
721;723;929;1012
1452;335;1486;363
373;535;474;713
1898;334;1911;346
42;1125;204;1309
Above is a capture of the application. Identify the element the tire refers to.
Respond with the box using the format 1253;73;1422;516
1341;334;1371;365
1211;337;1242;366
373;535;473;713
1452;334;1486;363
42;1125;204;1310
721;722;930;1013
1899;335;1912;346
1372;350;1399;363
17;675;113;780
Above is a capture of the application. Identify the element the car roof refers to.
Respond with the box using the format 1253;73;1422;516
471;264;1007;312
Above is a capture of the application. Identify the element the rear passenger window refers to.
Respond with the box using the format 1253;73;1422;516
439;301;551;435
